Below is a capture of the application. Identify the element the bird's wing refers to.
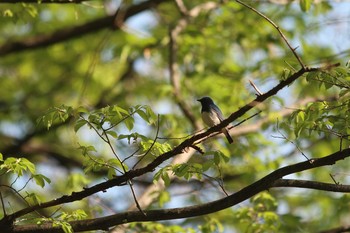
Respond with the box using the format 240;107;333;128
211;104;224;121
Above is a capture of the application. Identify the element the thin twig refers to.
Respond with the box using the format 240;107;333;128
10;175;20;187
0;185;44;218
236;0;306;69
128;180;146;216
102;129;126;173
49;206;62;218
132;114;161;169
216;165;229;197
196;111;262;143
82;116;109;143
85;153;122;174
231;111;262;129
272;120;309;161
329;174;340;185
122;147;142;164
17;177;33;193
194;111;262;145
105;106;142;131
249;80;264;96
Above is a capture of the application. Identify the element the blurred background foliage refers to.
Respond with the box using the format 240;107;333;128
0;0;350;232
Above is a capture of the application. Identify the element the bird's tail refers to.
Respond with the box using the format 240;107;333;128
222;128;233;144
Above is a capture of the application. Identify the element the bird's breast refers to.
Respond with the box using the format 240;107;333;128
201;111;221;127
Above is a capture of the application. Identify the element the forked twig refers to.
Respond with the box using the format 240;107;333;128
236;0;306;69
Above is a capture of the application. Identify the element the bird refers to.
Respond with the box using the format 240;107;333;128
197;96;233;144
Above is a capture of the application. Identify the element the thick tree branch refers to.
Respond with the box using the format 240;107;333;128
0;0;169;56
10;148;350;232
0;63;339;230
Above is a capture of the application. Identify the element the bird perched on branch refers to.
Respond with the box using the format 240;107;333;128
197;96;233;144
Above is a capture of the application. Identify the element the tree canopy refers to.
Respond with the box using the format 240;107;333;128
1;0;350;232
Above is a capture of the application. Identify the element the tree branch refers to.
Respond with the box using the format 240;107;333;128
0;0;169;56
10;148;350;232
0;63;339;230
271;179;350;193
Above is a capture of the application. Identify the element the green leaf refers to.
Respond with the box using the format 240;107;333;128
158;191;170;207
66;173;90;189
26;192;42;205
21;158;36;174
306;71;319;82
213;151;229;165
137;105;157;125
37;105;73;130
108;158;127;170
72;210;88;220
106;130;118;138
137;108;150;123
76;106;89;114
78;145;97;156
300;0;311;12
296;110;305;123
161;171;170;187
3;9;14;17
124;117;134;131
1;157;36;176
202;160;214;171
213;153;220;165
33;174;51;188
112;105;129;115
107;167;116;179
74;119;87;132
172;164;189;177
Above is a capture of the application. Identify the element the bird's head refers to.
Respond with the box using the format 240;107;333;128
197;96;214;106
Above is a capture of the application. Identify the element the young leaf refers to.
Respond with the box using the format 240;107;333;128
33;174;51;188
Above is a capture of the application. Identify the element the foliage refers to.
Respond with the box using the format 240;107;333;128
0;0;350;233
